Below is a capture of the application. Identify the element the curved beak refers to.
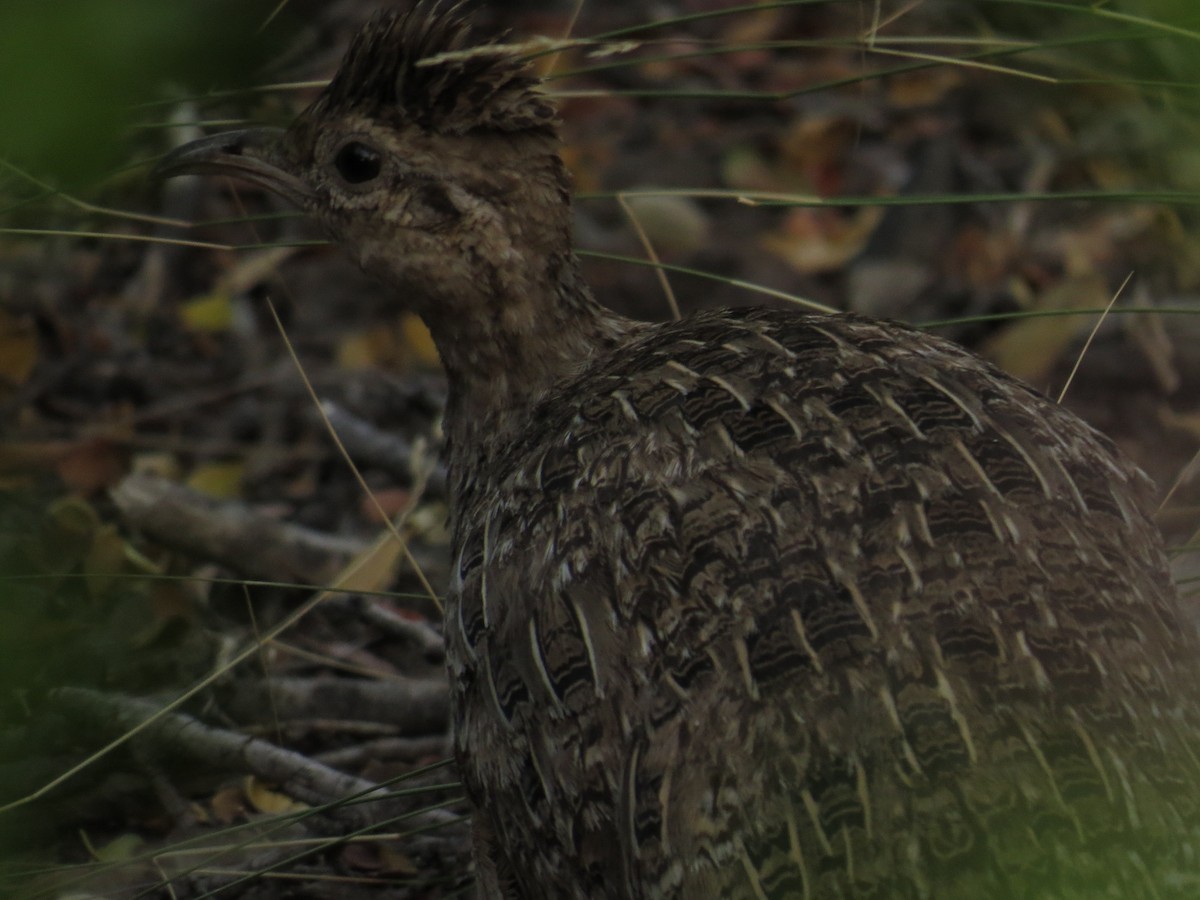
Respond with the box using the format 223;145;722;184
152;127;313;207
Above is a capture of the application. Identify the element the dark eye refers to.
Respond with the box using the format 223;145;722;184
333;141;382;184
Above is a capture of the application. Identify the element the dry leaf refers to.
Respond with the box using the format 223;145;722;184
980;274;1109;385
219;246;297;294
210;783;249;824
180;290;234;332
329;528;405;594
186;460;245;498
81;830;144;863
886;67;963;108
376;840;420;876
763;207;884;274
245;776;306;815
0;307;37;387
778;115;856;195
337;329;379;370
399;313;440;367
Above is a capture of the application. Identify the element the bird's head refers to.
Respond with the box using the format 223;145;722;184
156;5;571;319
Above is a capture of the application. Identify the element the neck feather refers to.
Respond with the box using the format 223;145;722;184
428;250;635;454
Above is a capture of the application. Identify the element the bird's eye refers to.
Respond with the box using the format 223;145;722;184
333;141;382;184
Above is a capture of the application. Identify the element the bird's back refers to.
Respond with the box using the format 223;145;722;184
446;306;1200;899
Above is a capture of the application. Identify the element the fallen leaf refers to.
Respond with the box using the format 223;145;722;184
980;273;1109;385
210;783;249;824
336;329;379;370
180;290;234;332
245;776;307;815
763;206;884;274
886;67;963;108
399;313;440;367
376;840;420;876
329;528;405;595
80;830;144;863
778;115;857;196
0;307;37;387
218;245;297;295
186;460;245;498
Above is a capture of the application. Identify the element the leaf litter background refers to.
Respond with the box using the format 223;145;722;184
2;0;1200;896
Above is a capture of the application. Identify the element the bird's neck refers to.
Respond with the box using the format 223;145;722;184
425;249;635;460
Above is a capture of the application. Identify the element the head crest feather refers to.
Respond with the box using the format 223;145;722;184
320;2;558;135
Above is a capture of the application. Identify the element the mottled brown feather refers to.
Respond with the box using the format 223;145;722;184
449;307;1200;898
161;4;1200;898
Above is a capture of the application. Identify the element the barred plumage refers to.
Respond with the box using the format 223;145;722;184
158;4;1200;897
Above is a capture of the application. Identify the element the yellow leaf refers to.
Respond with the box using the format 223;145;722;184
399;313;441;367
337;329;378;369
339;316;445;371
181;290;233;332
219;246;297;294
186;460;244;498
244;776;307;815
80;830;144;862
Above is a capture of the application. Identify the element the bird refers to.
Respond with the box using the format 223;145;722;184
156;4;1200;898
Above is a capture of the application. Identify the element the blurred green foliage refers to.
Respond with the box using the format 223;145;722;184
0;0;288;185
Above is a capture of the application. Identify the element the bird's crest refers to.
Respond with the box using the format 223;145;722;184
318;2;559;136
